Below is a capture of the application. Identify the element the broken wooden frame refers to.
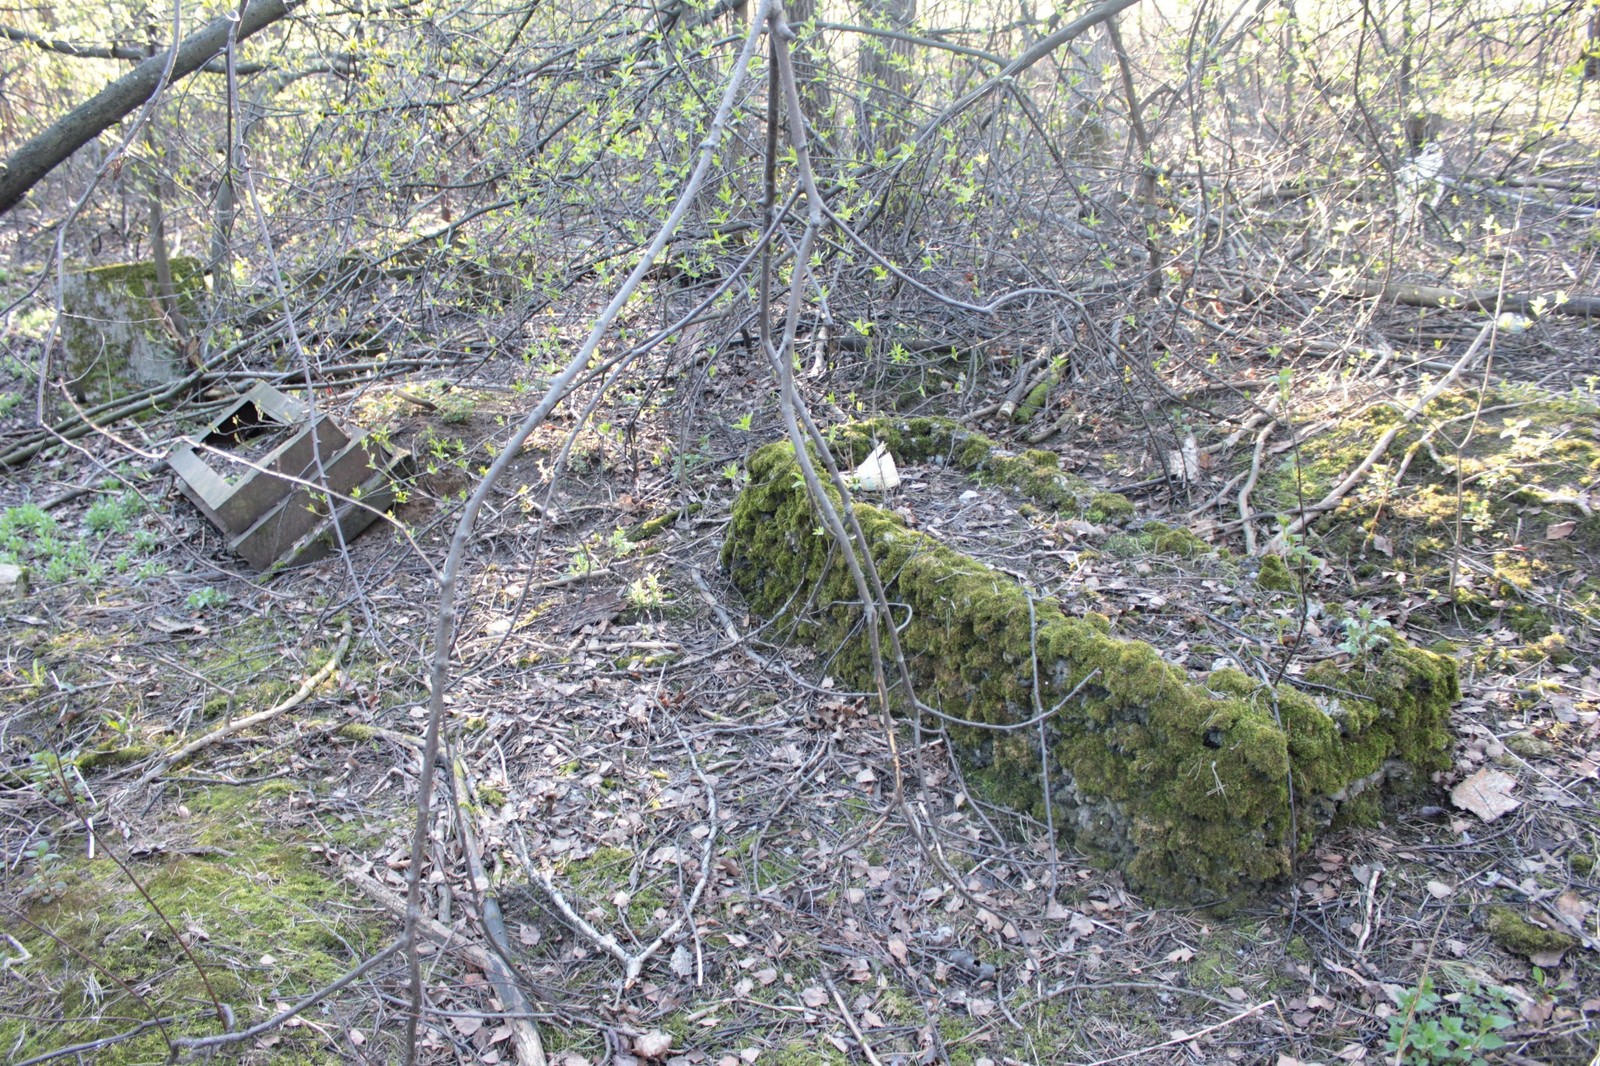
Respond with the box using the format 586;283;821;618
167;382;410;569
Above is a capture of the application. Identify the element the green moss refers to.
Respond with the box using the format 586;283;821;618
477;785;508;807
1102;532;1146;558
0;784;386;1062
1015;381;1051;423
560;847;665;929
938;1015;982;1066
540;1024;605;1057
1570;853;1595;877
774;1038;850;1065
1515;633;1572;664
723;439;1458;903
1147;522;1210;558
1086;491;1134;523
1486;905;1580;957
1242;386;1600;657
1501;605;1552;640
826;416;1089;513
74;744;155;770
337;722;379;741
1256;554;1299;593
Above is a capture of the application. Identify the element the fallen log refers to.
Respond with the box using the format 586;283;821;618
1309;278;1600;319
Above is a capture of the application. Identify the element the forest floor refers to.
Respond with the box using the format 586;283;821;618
3;251;1600;1065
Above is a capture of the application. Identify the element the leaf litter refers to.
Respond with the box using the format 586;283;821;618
2;345;1598;1065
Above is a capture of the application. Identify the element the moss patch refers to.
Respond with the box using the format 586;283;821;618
0;785;386;1063
722;436;1458;903
1252;386;1600;655
1257;554;1299;593
1486;905;1580;958
827;416;1092;513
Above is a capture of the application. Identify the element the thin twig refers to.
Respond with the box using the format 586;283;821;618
171;940;405;1058
1076;1000;1273;1066
401;9;774;1056
133;617;352;788
822;971;887;1066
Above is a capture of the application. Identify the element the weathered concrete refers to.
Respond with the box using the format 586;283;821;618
60;257;205;403
722;420;1458;903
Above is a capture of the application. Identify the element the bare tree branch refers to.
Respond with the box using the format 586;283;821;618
0;0;298;215
0;23;271;73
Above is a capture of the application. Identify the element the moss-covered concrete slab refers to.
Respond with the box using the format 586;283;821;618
60;257;205;404
722;425;1459;903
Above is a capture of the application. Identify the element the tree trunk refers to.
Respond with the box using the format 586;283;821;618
856;0;915;154
1586;5;1600;80
0;0;296;215
784;0;833;156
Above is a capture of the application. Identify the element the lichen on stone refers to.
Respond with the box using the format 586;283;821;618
722;433;1458;903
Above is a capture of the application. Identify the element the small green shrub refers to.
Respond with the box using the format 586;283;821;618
626;570;668;609
185;587;230;612
1339;605;1393;658
1385;975;1514;1065
0;504;55;559
83;493;144;534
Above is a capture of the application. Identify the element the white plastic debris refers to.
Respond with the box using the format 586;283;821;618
852;442;901;491
1396;142;1443;195
1166;433;1201;482
1396;142;1446;228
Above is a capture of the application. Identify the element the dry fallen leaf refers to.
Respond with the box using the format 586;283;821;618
1426;880;1454;899
1547;520;1577;540
1552;890;1590;929
800;987;829;1008
1451;767;1520;822
1165;946;1195;963
632;1031;672;1060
